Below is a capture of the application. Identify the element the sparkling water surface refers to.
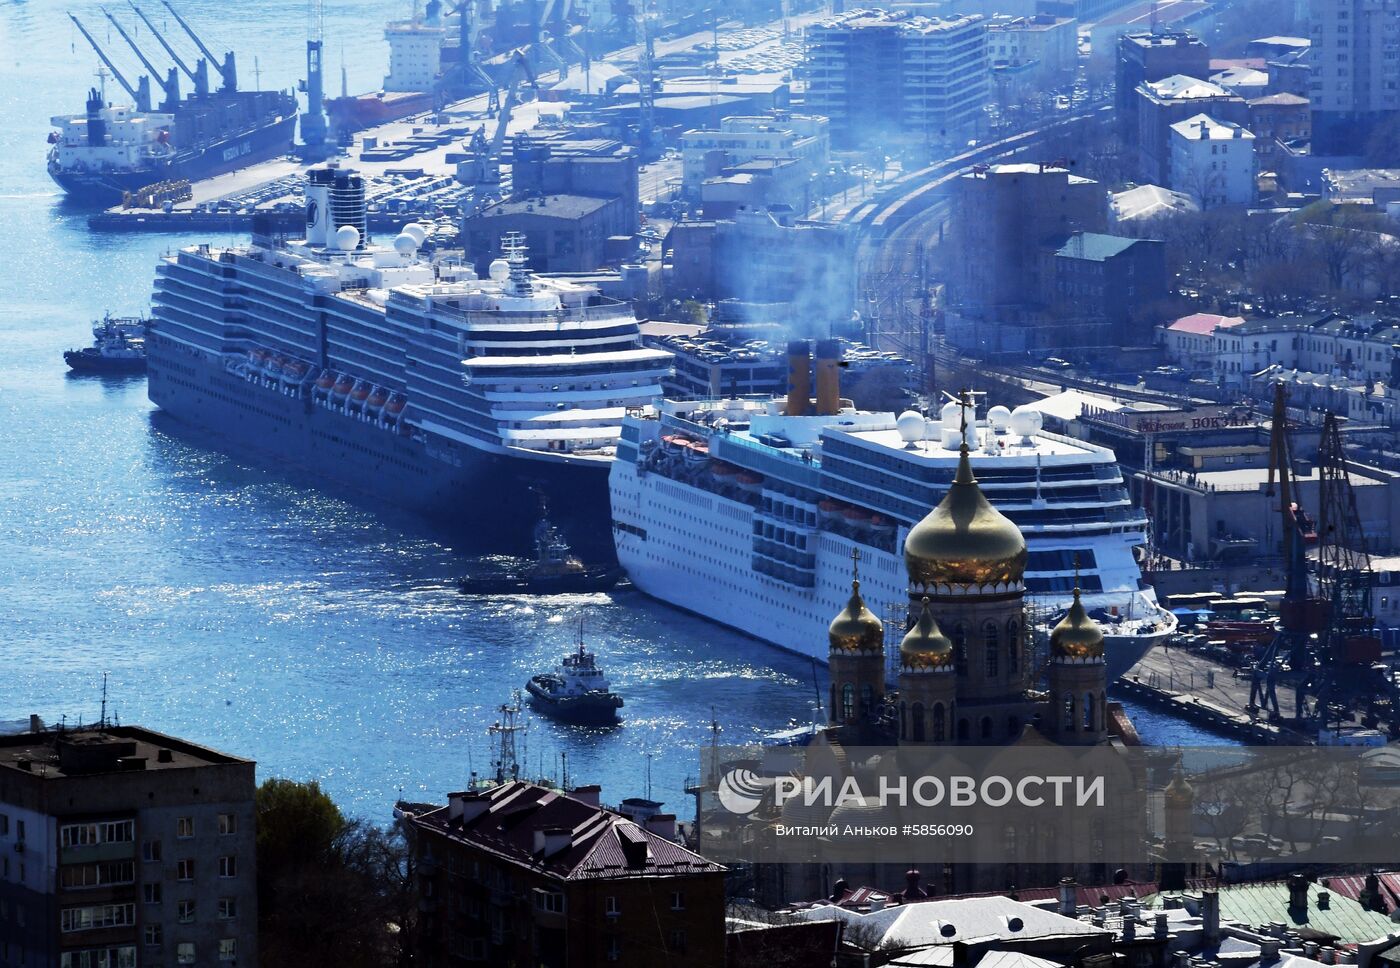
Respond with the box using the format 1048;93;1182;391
0;0;1228;822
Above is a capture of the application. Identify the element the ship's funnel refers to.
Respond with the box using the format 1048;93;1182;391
305;168;334;246
786;341;812;417
815;339;842;416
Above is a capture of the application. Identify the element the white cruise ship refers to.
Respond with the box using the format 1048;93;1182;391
609;347;1173;680
146;168;671;552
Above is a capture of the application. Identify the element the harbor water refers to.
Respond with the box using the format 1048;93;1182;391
0;1;1231;822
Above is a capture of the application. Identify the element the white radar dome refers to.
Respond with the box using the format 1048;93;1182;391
334;225;361;251
1009;405;1043;439
393;233;418;256
403;222;428;245
987;405;1012;433
896;410;925;445
488;258;511;282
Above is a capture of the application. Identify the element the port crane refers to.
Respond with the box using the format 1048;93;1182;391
443;0;497;98
69;14;154;112
1247;383;1394;733
128;3;211;97
461;49;539;185
158;0;237;92
100;8;181;111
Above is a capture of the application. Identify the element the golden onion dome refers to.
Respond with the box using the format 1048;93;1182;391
904;445;1028;587
1049;588;1105;660
1164;767;1194;806
900;598;954;670
828;580;884;653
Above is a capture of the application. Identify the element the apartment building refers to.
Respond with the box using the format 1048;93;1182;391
1168;113;1258;207
406;781;724;968
1309;0;1400;154
986;13;1078;100
1116;30;1211;139
0;724;257;968
804;9;988;147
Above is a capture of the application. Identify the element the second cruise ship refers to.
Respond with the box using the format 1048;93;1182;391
609;341;1174;680
146;168;672;551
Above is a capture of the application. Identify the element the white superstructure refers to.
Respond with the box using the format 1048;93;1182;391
610;395;1173;680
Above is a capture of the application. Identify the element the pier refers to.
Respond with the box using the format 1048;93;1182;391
1116;644;1314;744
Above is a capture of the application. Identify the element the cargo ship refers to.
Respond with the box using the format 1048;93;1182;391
325;2;446;138
143;167;672;554
49;5;296;204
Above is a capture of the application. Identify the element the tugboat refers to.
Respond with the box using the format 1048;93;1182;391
457;507;621;595
526;637;624;726
64;314;148;374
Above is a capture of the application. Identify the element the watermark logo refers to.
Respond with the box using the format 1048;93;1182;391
716;767;770;816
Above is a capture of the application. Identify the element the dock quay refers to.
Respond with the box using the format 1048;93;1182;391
1116;644;1315;744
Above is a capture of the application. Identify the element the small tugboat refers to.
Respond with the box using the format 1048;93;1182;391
64;315;148;374
458;509;621;595
526;636;624;726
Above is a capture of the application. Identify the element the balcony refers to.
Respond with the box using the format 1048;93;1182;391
59;842;136;865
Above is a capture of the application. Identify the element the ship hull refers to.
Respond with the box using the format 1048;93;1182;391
609;462;1160;681
146;349;615;558
50;114;297;205
326;92;435;135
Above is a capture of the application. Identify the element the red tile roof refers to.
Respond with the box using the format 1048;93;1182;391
410;781;725;882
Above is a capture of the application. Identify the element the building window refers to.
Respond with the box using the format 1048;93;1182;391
670;930;688;953
911;702;926;742
219;939;237;962
534;890;565;914
984;622;999;677
143;883;162;904
177;943;196;965
178;899;196;924
142;840;161;863
953;624;968;676
1007;621;1020;673
0;815;8;836
219;855;237;878
60;903;135;932
605;895;620;916
176;817;194;839
218;897;238;920
177;859;194;881
218;813;237;836
932;703;945;742
144;924;163;947
1084;691;1096;731
607;936;623;961
671;891;686;911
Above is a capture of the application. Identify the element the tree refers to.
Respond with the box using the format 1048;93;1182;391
256;779;416;968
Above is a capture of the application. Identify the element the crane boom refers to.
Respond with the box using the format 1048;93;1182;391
102;8;181;109
129;3;208;95
158;0;235;90
68;14;148;110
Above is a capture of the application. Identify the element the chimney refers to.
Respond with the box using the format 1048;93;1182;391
1156;912;1169;938
1288;873;1310;913
1322;948;1337;964
1305;943;1321;960
1202;888;1221;943
1060;877;1078;916
904;869;928;900
1337;951;1355;965
814;339;843;416
1360;873;1381;911
869;896;885;912
1123;915;1137;941
644;814;676;841
28;715;42;733
447;791;490;824
535;827;573;857
786;340;812;416
1260;939;1282;963
572;784;601;808
1318;891;1331;911
1175;951;1191;968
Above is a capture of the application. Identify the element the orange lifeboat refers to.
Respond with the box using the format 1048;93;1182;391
332;375;355;396
710;462;740;478
315;371;336;390
367;387;389;409
736;472;763;488
351;382;371;402
385;395;407;416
